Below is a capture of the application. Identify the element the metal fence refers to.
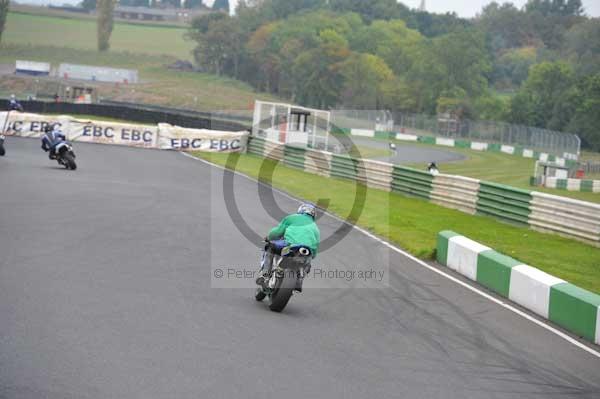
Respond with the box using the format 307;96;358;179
577;161;600;176
331;109;393;131
393;112;581;157
330;109;580;157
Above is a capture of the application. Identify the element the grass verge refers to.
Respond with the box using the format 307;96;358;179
0;44;280;110
392;140;600;204
193;151;600;294
4;12;194;59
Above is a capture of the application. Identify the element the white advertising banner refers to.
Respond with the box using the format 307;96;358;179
396;133;418;141
158;123;248;152
0;112;71;138
69;119;158;148
1;112;249;153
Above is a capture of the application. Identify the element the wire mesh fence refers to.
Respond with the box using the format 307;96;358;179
577;161;600;176
392;112;580;157
330;109;580;157
331;109;393;131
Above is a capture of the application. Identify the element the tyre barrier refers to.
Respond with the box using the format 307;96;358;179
247;137;599;246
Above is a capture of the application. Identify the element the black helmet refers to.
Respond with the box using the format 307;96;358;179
43;124;54;133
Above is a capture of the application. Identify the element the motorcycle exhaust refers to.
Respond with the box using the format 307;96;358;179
299;247;310;256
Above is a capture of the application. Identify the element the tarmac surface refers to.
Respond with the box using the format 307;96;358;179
350;136;466;164
1;137;599;399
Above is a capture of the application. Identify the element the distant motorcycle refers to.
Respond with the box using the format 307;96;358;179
255;244;312;312
427;162;439;176
1;99;25;156
53;140;77;170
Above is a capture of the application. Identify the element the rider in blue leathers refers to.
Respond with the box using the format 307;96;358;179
41;124;66;160
8;95;23;112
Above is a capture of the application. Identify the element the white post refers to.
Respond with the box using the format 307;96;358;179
252;100;260;137
325;110;331;151
311;113;316;149
286;105;291;145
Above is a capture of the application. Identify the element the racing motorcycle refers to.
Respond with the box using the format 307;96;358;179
255;244;312;312
53;141;77;170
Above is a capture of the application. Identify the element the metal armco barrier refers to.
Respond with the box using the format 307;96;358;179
247;137;600;246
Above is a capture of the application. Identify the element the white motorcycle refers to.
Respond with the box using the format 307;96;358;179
53;141;77;170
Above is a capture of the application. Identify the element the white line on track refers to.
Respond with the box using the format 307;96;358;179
180;151;600;359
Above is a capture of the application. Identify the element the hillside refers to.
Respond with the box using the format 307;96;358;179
0;8;281;110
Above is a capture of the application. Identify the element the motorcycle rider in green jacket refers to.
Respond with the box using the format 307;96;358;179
256;203;320;290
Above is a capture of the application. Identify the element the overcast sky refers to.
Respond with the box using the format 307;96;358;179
18;0;600;18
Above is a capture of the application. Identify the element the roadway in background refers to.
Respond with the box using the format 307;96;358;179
350;136;466;164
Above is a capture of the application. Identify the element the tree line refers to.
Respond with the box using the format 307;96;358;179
188;0;600;150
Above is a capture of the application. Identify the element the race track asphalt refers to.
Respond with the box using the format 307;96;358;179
349;136;466;164
1;137;599;399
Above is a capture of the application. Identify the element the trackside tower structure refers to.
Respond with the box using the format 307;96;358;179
252;100;331;150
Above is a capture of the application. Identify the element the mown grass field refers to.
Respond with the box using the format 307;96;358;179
393;140;600;203
0;10;281;110
194;151;600;294
10;4;189;28
0;44;280;110
4;12;194;59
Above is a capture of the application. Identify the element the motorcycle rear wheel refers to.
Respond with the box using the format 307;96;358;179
63;153;77;170
268;271;296;312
